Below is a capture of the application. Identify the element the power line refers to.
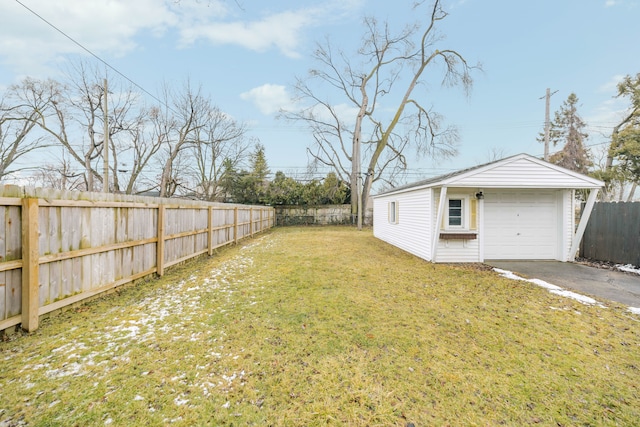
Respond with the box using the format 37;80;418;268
13;0;176;114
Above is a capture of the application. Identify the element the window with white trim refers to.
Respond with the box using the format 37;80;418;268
448;199;463;227
443;195;474;230
389;201;399;224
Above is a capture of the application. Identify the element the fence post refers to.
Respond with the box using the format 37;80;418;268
234;207;238;244
21;197;40;332
157;205;165;276
250;207;254;237
208;206;213;256
259;209;263;233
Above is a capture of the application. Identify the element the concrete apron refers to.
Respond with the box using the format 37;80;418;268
486;260;640;309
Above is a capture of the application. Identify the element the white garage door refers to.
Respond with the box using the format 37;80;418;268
484;190;559;260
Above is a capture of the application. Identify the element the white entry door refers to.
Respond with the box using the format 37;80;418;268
484;190;559;260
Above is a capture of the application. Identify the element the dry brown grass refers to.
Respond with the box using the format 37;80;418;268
1;226;639;426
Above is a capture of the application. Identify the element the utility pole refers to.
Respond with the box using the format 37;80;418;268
541;88;558;161
103;78;109;193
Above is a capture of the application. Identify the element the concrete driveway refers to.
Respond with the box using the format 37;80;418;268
486;261;640;308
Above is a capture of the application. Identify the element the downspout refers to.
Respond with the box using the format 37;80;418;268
477;191;485;262
568;188;600;261
431;186;447;262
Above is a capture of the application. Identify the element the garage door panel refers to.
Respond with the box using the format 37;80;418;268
484;191;558;260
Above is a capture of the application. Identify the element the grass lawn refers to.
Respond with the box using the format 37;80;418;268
1;226;639;426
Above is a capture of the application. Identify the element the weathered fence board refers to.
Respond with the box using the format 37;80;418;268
0;186;274;333
581;201;640;266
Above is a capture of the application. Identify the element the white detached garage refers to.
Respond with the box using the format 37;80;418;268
373;154;604;263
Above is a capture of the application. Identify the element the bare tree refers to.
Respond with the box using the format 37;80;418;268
0;79;52;180
16;63;141;191
27;154;85;190
189;107;251;201
156;81;210;197
107;105;167;195
284;0;477;225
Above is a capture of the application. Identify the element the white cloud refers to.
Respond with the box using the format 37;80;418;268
0;0;363;80
176;0;363;58
604;0;639;7
240;84;362;125
179;10;314;58
586;75;631;136
326;103;361;127
598;74;625;93
240;84;292;115
0;0;179;77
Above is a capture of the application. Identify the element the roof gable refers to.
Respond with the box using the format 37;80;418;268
375;153;604;197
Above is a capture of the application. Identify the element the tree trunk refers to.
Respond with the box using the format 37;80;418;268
352;78;368;225
626;182;637;202
159;160;172;198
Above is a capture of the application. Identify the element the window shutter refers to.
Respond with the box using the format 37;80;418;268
470;198;477;230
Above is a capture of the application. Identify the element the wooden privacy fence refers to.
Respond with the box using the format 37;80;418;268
0;186;274;333
580;201;640;266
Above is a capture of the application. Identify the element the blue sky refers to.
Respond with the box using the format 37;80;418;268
1;0;639;185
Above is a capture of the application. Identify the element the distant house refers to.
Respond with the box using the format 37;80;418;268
372;153;604;263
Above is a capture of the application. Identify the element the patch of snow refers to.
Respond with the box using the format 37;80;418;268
493;268;606;307
222;401;231;408
46;362;84;378
616;264;640;275
10;235;271;405
629;307;640;315
174;396;189;406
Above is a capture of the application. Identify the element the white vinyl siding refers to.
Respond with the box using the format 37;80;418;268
373;188;433;261
447;157;604;189
435;190;480;262
372;154;602;263
436;238;480;263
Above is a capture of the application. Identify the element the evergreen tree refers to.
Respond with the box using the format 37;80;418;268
248;144;270;204
219;158;239;203
615;126;640;184
547;93;591;173
608;73;640;199
265;171;304;205
321;172;350;204
250;144;270;184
